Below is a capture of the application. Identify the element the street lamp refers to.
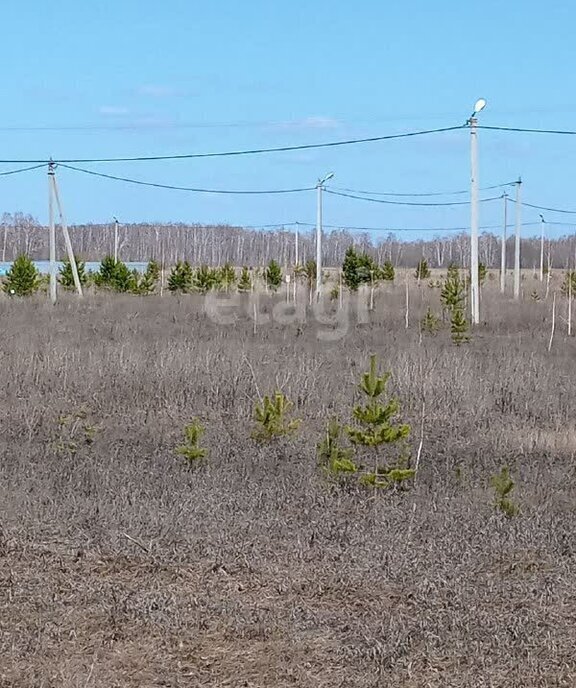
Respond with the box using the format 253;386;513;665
468;97;487;325
316;172;334;300
539;214;545;281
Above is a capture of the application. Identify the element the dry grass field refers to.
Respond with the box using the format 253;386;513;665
1;278;576;687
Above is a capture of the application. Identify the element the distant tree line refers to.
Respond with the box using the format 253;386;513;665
1;211;575;269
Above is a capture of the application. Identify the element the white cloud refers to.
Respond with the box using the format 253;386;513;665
99;105;130;116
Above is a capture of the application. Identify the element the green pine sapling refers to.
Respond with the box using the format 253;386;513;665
252;391;300;442
176;419;208;466
491;466;519;517
346;354;413;489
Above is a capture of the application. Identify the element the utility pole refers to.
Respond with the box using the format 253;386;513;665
51;167;83;296
514;177;522;300
295;222;299;267
539;214;545;282
500;192;508;293
48;162;57;305
468;98;486;325
315;172;334;300
113;217;119;263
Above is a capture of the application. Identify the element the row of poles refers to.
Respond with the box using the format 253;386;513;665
312;99;540;322
46;102;542;312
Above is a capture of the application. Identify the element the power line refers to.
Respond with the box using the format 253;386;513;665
330;180;516;198
478;125;576;135
0;163;47;176
324;189;501;207
59;164;315;194
522;201;576;215
0;125;465;164
295;220;540;233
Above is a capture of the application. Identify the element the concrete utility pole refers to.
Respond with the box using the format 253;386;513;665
514;177;522;300
113;216;119;263
315;172;334;300
48;162;57;305
295;222;299;267
500;192;508;293
51;167;83;296
468;98;486;325
539;214;545;281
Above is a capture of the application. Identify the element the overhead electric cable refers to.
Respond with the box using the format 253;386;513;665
0;124;465;164
478;125;576;135
330;180;516;197
58;164;315;194
522;201;576;215
0;163;47;176
324;189;501;207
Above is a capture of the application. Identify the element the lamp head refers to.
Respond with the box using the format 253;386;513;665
318;172;335;186
471;98;487;118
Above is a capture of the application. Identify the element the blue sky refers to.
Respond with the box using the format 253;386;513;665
2;0;576;239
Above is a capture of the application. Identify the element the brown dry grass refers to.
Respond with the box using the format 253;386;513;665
1;283;575;687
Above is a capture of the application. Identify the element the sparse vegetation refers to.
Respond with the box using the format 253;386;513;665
0;282;574;687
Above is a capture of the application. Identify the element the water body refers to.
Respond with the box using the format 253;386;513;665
0;261;149;277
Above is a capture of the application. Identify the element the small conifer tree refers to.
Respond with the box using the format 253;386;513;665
176;419;208;466
346;355;412;488
167;261;194;293
265;259;283;291
303;260;317;291
237;266;252;293
59;256;87;289
111;261;137;293
441;269;465;313
342;246;361;291
478;262;488;284
252;391;300;442
218;263;236;291
3;254;41;296
490;466;519;517
317;419;357;479
94;255;117;287
450;306;469;345
194;264;219;293
380;260;395;281
421;307;440;334
415;259;430;281
561;270;576;297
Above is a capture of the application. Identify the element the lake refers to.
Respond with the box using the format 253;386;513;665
0;261;149;276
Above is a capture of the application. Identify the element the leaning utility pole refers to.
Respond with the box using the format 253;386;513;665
47;162;83;301
513;177;522;300
500;192;508;293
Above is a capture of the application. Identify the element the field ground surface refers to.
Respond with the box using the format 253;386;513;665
1;282;575;687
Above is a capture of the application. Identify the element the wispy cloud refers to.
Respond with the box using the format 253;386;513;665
99;105;130;116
